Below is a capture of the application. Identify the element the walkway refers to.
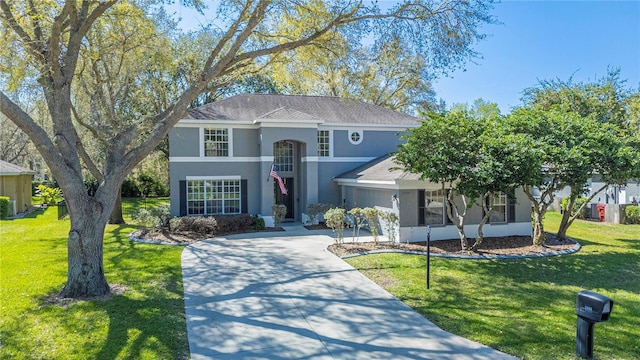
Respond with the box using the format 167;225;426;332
181;226;516;359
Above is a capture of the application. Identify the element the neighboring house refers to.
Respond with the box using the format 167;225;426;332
0;160;35;215
169;94;533;242
553;176;640;208
334;155;533;242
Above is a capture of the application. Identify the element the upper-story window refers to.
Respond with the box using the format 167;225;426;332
204;128;229;157
349;130;363;145
274;141;294;172
317;130;330;157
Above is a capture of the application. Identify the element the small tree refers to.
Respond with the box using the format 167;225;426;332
348;207;366;243
380;211;399;243
324;208;346;244
361;207;381;244
272;204;287;229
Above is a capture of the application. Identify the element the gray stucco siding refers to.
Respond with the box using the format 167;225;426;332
260;127;317;156
169;127;200;157
317;161;377;205
169;161;262;216
233;129;260;157
333;130;403;158
398;189;419;227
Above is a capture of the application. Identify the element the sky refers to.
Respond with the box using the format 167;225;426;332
433;0;640;113
166;0;640;114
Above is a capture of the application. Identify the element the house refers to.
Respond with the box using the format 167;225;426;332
334;155;534;242
0;160;35;215
169;94;533;242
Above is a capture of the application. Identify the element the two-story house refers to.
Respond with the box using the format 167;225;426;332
169;94;533;242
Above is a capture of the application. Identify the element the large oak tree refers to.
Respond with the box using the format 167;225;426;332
0;0;495;298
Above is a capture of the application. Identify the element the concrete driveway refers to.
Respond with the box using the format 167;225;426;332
181;227;516;359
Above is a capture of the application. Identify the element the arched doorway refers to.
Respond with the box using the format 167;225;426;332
273;140;298;220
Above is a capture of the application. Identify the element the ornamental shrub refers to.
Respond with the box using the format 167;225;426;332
380;211;399;243
253;215;266;230
0;196;10;219
305;203;332;224
324;207;346;244
272;204;287;228
561;196;589;219
362;207;381;243
625;205;640;224
36;184;62;205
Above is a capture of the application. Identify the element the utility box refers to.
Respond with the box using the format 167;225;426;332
576;290;614;359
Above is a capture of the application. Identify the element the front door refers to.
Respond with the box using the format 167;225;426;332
275;177;294;219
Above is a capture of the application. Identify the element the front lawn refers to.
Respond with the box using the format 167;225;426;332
345;212;640;360
0;206;188;359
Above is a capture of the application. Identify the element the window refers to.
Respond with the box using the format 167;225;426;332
317;130;330;157
204;128;229;156
274;141;294;172
187;179;241;215
348;130;363;145
489;192;507;223
419;189;446;225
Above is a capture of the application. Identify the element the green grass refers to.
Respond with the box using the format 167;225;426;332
0;203;187;359
122;197;170;223
346;212;640;360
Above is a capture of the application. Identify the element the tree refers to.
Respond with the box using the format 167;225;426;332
1;0;496;298
506;107;639;244
519;72;640;242
395;109;486;249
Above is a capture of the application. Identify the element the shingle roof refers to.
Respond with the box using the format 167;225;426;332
0;160;35;175
186;94;419;125
334;154;422;182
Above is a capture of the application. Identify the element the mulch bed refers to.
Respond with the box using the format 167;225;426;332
133;227;577;259
327;233;577;258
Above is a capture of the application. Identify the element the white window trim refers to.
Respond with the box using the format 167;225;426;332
186;177;242;215
317;129;333;157
348;129;363;145
489;192;508;224
200;127;233;158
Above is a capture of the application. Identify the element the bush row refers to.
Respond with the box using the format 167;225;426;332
626;205;640;224
133;207;264;235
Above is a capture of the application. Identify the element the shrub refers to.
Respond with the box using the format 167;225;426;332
348;207;366;243
253;215;265;230
380;211;399;243
272;204;287;228
121;178;141;197
36;184;62;205
561;196;588;219
0;196;10;219
625;205;640;224
305;203;332;224
170;216;218;234
132;206;171;228
362;207;381;243
215;214;254;233
324;208;346;244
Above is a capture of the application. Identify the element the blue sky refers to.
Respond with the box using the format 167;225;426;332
166;1;640;114
433;0;640;113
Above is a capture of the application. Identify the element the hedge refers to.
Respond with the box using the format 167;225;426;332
0;196;10;219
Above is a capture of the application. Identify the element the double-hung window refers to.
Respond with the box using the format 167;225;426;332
187;179;241;215
489;192;507;223
419;189;446;225
204;128;229;157
317;130;330;157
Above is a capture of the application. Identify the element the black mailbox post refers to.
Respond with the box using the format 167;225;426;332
576;290;613;359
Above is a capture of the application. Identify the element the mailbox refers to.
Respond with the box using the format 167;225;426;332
576;290;613;322
576;290;614;359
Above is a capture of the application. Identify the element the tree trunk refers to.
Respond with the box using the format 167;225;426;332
557;196;574;241
472;192;491;252
446;189;469;250
109;191;125;224
59;194;111;298
532;210;546;246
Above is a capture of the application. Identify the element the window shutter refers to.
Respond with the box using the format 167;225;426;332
418;190;425;226
241;180;248;214
508;197;516;223
179;180;187;216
